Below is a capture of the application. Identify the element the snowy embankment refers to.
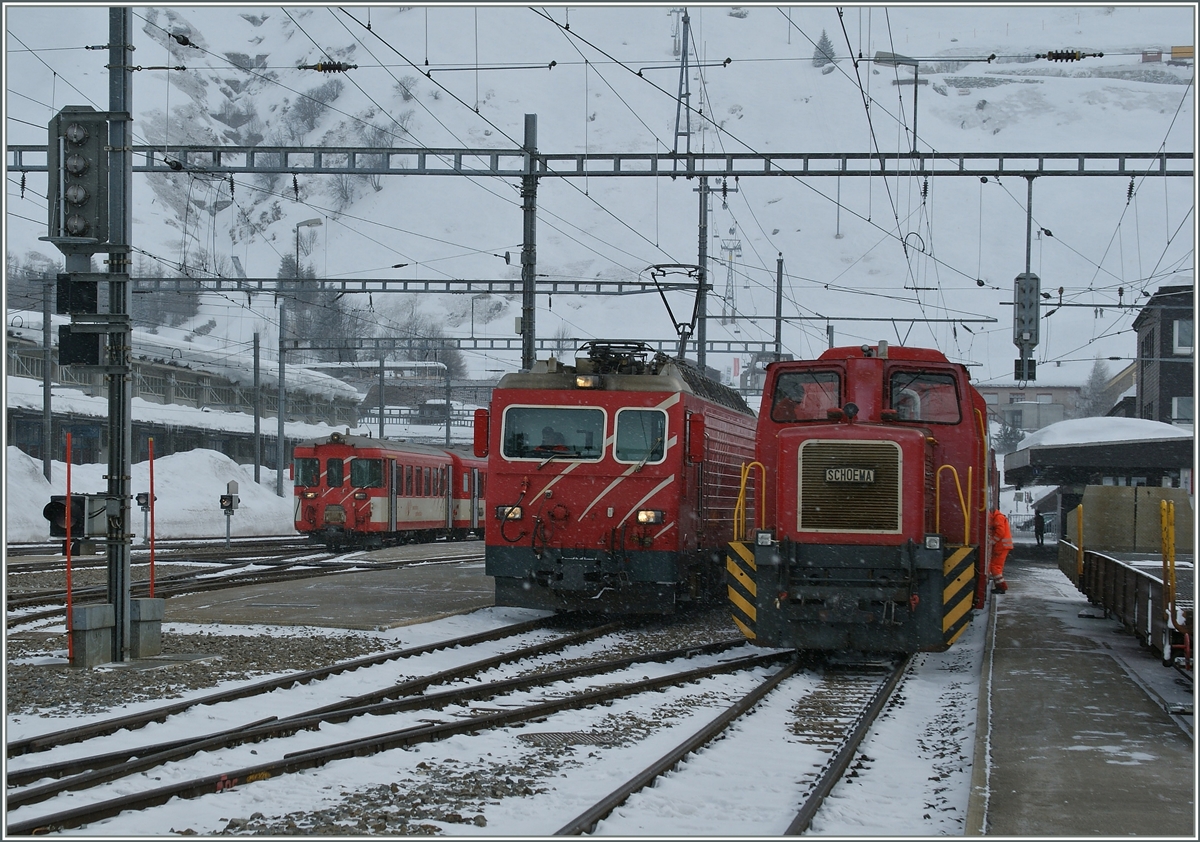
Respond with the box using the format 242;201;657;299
6;446;295;543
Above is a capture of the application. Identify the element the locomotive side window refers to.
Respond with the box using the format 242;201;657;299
294;457;320;487
326;458;344;488
614;409;667;464
350;458;385;488
502;406;605;460
771;371;841;421
888;370;962;423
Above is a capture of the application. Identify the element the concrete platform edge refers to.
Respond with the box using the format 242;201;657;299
965;593;997;835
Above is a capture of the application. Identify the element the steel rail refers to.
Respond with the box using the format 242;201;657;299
784;655;915;835
6;649;790;835
5;620;633;803
6;550;483;616
9;634;741;806
5;615;554;757
555;654;803;834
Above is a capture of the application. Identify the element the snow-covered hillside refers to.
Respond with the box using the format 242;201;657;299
5;5;1195;386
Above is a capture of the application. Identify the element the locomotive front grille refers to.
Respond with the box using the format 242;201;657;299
797;440;901;532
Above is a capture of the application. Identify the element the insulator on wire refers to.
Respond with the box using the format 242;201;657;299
1126;177;1135;203
293;174;299;199
299;61;357;73
228;174;235;198
20;171;26;198
922;178;929;199
1040;49;1102;62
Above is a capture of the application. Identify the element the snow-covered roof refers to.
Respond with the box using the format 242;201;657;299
1016;416;1192;451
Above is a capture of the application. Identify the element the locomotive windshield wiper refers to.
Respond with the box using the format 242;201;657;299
537;450;571;470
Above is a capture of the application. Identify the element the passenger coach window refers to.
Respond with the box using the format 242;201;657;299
294;458;320;487
771;371;841;421
889;371;961;423
405;465;413;496
350;458;385;488
502;406;605;460
615;409;667;464
326;458;343;488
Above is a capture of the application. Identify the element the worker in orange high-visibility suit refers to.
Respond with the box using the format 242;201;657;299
988;509;1013;593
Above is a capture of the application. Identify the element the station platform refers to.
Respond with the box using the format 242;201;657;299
968;545;1195;836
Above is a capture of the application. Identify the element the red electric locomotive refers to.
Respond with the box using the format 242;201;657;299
727;342;994;652
293;432;486;549
475;341;757;613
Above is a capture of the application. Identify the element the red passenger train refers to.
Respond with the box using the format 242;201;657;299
475;341;757;613
727;342;995;652
293;432;486;549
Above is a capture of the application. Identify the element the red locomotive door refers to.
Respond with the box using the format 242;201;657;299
388;459;398;532
471;468;481;529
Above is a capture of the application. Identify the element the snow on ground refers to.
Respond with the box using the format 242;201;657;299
5;610;988;837
5;444;295;543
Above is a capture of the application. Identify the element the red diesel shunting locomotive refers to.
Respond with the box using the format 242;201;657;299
727;342;995;652
293;432;485;549
475;341;757;613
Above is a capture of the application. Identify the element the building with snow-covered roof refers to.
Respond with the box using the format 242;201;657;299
1132;284;1193;427
1003;416;1193;547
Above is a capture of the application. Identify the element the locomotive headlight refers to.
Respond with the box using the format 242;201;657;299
636;509;664;524
302;491;318;499
574;374;602;389
496;505;523;521
925;535;942;550
354;491;368;500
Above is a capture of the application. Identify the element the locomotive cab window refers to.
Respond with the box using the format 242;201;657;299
294;457;320;487
502;406;605;460
350;458;385;488
771;371;841;421
326;458;344;488
888;370;961;423
614;409;667;464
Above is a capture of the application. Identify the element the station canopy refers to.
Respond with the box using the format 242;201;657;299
1004;417;1193;489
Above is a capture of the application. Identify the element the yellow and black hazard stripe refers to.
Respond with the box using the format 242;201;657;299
726;541;757;640
942;544;978;647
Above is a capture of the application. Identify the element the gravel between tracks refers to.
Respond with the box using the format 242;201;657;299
6;604;745;836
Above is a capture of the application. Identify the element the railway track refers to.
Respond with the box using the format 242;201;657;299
554;655;913;835
7;606;912;837
5;536;316;562
5;545;485;629
6;616;766;835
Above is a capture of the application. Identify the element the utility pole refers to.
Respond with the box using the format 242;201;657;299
520;114;538;371
720;234;742;325
106;6;134;663
253;332;260;484
672;9;692;175
1013;176;1041;381
276;304;286;497
42;280;52;481
696;177;709;371
774;255;784;361
378;353;386;440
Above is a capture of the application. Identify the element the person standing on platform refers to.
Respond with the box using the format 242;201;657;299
1034;510;1046;547
989;509;1013;593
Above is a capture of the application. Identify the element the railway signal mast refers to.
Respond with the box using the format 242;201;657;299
40;8;136;664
